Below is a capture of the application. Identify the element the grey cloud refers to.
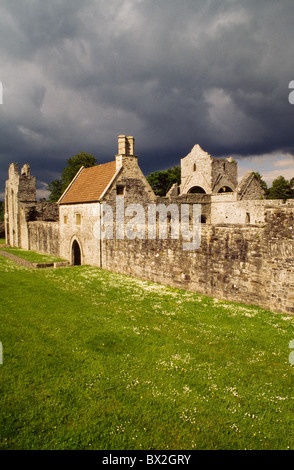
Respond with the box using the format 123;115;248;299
0;0;294;196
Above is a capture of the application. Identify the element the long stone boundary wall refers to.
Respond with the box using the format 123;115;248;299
7;205;294;315
102;207;294;314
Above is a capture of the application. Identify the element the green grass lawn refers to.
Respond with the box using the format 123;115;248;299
0;254;293;450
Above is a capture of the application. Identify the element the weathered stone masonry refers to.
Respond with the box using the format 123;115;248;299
102;207;294;314
4;136;294;315
5;163;59;255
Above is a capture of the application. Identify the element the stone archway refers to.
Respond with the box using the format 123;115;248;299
187;186;206;194
218;186;233;193
72;239;81;266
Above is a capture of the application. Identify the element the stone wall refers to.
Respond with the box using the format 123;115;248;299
28;221;60;257
211;158;238;192
59;202;101;266
4;163;58;248
101;206;294;315
237;173;264;200
27;201;59;222
210;197;293;225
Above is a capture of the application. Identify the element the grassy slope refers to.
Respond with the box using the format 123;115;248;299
0;255;293;450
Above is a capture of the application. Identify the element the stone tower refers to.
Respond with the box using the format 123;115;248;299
180;144;238;194
5;163;36;247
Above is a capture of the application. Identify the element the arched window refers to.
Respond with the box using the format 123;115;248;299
218;186;233;193
188;186;206;194
193;163;197;171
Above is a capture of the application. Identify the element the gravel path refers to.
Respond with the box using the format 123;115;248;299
0;248;35;267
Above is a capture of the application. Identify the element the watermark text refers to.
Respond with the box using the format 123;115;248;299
92;197;201;250
288;80;294;104
289;340;294;365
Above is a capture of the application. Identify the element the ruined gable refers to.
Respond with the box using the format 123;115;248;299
180;144;238;195
237;171;264;200
5;163;59;251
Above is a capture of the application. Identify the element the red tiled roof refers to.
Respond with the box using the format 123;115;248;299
59;161;117;204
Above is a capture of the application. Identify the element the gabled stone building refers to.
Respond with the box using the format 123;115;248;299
57;135;156;266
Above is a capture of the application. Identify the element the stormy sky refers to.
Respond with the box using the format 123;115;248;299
1;0;294;199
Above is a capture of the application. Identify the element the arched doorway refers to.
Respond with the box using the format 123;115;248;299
72;240;81;266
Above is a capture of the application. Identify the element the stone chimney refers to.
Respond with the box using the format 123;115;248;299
117;135;135;156
116;135;137;171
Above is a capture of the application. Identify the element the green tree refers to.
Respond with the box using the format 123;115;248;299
267;175;292;201
290;177;294;198
147;166;181;196
48;152;97;202
48;179;63;202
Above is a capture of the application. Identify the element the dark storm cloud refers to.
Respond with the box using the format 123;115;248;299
1;0;294;197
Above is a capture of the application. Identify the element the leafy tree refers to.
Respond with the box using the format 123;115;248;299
48;180;64;202
147;166;181;196
290;177;294;198
267;175;292;201
48;152;97;201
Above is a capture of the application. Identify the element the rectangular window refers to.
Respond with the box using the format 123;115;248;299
116;185;125;196
64;215;68;224
76;213;81;225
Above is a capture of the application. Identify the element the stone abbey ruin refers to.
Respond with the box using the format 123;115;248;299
4;135;294;314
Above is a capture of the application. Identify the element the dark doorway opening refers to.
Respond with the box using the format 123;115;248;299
72;240;81;266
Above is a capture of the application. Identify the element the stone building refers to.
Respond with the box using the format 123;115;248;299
57;135;156;266
5;163;59;254
5;162;36;248
4;135;294;314
180;144;238;195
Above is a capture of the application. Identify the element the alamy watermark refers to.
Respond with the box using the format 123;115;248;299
0;81;2;104
0;342;3;364
289;340;294;365
92;197;201;250
288;80;294;104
